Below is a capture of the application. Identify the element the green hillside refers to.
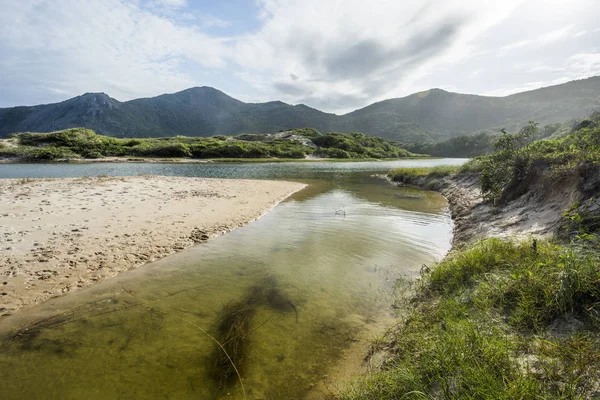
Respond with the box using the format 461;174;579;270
0;127;416;161
1;77;599;142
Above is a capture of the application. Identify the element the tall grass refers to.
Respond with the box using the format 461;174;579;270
341;239;600;399
389;165;461;180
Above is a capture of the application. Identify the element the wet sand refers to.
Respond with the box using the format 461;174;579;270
0;175;305;315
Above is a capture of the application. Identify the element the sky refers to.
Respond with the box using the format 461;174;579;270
1;0;599;114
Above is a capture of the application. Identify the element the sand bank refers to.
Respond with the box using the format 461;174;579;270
0;175;305;315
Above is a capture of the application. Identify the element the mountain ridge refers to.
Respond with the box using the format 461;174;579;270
1;76;599;141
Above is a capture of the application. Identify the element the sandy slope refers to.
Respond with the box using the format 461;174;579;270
0;175;305;315
440;174;578;245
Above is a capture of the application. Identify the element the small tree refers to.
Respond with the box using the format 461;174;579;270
517;121;539;147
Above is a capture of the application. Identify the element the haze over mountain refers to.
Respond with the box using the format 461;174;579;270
1;77;599;142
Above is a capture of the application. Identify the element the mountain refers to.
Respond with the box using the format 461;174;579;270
339;78;600;142
1;77;599;141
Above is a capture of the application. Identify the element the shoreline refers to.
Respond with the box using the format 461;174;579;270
388;173;574;246
0;156;435;165
0;175;306;316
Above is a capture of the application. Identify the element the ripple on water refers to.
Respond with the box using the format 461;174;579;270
0;160;460;399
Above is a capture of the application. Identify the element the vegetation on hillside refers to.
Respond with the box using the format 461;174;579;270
1;77;598;142
348;112;600;399
401;132;496;158
0;127;417;161
466;118;600;204
400;113;599;158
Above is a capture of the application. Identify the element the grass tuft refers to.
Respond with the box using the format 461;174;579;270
341;239;600;399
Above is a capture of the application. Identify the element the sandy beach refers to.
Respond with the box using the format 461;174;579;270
0;175;305;315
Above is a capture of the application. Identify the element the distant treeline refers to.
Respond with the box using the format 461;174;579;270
401;113;599;158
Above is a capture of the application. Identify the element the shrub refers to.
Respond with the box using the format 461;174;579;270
472;117;600;203
132;142;192;158
5;127;417;161
288;128;322;138
21;147;78;161
318;147;350;158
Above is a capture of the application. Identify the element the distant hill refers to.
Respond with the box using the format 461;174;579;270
1;77;599;141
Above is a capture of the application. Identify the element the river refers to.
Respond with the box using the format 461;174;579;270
0;159;465;399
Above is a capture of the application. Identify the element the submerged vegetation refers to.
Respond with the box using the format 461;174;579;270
351;112;600;399
210;275;297;390
0;127;417;161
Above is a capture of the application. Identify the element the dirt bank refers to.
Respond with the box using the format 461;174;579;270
392;172;582;246
0;176;306;315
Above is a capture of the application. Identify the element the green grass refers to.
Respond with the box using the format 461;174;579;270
341;239;600;399
387;166;462;190
347;113;600;399
389;166;461;179
5;127;420;161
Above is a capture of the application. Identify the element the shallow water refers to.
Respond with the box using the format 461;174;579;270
0;159;463;399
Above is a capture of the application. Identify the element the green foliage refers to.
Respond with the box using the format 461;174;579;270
21;146;78;161
458;157;486;173
403;132;496;158
6;127;417;161
388;166;461;191
131;142;192;158
389;166;460;180
342;239;600;399
287;128;322;138
562;199;600;240
428;239;600;329
317;147;350;159
461;115;600;203
2;78;599;143
313;132;414;159
0;142;19;158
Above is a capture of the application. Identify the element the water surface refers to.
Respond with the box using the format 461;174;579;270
0;159;463;399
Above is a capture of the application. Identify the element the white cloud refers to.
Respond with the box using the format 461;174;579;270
485;78;569;97
567;53;600;76
527;65;566;73
0;0;230;104
499;25;574;51
0;0;599;111
232;0;527;112
150;0;188;9
198;14;231;28
484;52;600;97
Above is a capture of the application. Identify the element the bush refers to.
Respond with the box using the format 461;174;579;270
312;131;414;158
288;128;322;138
317;147;350;158
472;118;600;203
0;144;19;158
6;127;418;161
132;142;192;158
21;147;78;161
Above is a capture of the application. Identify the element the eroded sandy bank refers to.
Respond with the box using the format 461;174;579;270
0;175;306;315
387;173;580;246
